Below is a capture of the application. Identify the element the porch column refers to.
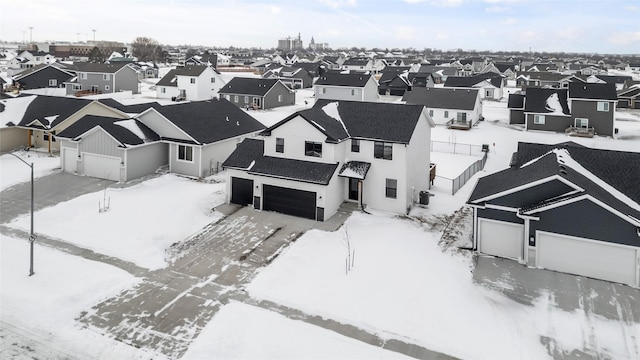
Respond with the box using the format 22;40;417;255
27;129;32;148
358;180;363;209
47;133;52;154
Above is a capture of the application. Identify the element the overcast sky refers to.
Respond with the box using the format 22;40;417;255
1;0;639;54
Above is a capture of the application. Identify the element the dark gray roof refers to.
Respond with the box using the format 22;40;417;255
593;74;633;84
342;57;371;66
402;87;479;111
98;98;162;114
444;74;503;88
338;161;371;180
222;138;264;169
72;62;130;74
154;98;266;144
18;95;92;129
156;65;217;87
218;77;281;96
378;66;410;83
248;156;338;185
417;66;457;76
568;82;617;101
522;87;570;114
12;63;74;80
315;73;373;87
56;115;159;147
265;100;427;144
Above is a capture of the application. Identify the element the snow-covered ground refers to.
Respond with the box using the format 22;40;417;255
0;151;61;191
1;79;639;359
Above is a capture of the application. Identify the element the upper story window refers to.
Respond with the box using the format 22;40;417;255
103;74;110;81
533;114;545;125
211;77;215;83
276;137;284;153
597;101;609;112
351;139;360;153
190;78;196;84
374;141;392;160
79;72;87;80
177;145;193;162
278;94;283;102
48;79;57;87
305;141;322;157
429;109;434;117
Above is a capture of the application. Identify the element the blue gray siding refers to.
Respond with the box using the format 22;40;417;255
126;143;168;180
477;208;523;224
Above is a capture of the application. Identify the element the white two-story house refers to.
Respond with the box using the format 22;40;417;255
314;73;380;102
155;65;226;101
222;100;435;221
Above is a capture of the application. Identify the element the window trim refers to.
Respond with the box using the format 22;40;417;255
533;114;546;125
304;141;322;157
385;178;397;199
597;101;609;112
190;77;196;84
575;117;589;128
275;137;284;153
103;74;109;81
351;139;360;153
374;141;393;160
48;79;57;87
177;144;194;162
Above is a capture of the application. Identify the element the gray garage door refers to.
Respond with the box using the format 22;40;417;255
263;185;316;220
83;153;120;181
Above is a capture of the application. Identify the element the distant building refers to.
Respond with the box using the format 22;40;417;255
277;33;303;51
309;37;328;51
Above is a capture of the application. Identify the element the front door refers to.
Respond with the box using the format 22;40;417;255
348;178;359;201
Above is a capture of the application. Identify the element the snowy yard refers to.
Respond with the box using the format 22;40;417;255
1;82;640;358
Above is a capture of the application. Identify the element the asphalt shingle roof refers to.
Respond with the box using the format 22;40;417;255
156;65;216;87
218;78;280;96
507;93;525;109
522;87;570;114
154;98;266;144
18;95;92;129
57;115;159;146
97;98;162;114
568;82;617;100
402;87;479;111
72;62;130;74
314;73;373;87
248;156;338;185
222;138;264;169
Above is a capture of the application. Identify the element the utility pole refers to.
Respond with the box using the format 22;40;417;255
92;29;96;42
29;27;33;43
8;153;36;276
77;32;80;43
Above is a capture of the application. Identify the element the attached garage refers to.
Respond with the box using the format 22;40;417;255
537;231;638;287
83;153;121;181
62;148;78;173
478;218;524;261
230;177;254;206
263;184;316;220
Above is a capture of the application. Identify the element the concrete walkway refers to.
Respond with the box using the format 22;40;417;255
1;172;459;360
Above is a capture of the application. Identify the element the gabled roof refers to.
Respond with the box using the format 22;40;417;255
342;57;371;66
568;82;617;101
17;95;93;129
153;98;266;144
378;66;410;83
12;63;75;81
156;65;218;87
593;74;633;84
418;66;457;76
522;87;570;115
97;98;162;114
314;73;374;87
221;138;264;169
444;73;502;88
57;115;160;147
402;87;479;111
467;142;640;230
218;77;282;96
264;100;430;144
71;62;131;74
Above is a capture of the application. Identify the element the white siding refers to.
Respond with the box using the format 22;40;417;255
264;117;335;163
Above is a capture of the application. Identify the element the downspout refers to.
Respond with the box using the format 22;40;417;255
359;179;371;214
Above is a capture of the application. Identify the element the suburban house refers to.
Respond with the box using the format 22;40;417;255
587;74;633;90
65;62;140;96
467;141;640;288
218;78;295;110
222;100;435;221
6;50;56;72
511;83;618;137
185;53;218;67
11;63;75;90
417;66;458;84
617;85;639;109
314;73;380;102
403;87;482;128
407;72;435;88
134;98;266;178
12;95;130;154
444;73;504;101
56;115;166;182
155;65;226;101
0;95;39;152
515;71;584;89
341;57;376;72
377;66;411;96
262;66;314;89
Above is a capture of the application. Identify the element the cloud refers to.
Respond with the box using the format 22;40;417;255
404;0;463;6
395;26;417;40
502;17;517;25
625;5;638;11
317;0;357;8
485;5;508;13
436;32;450;40
264;5;281;14
608;31;640;45
555;26;584;41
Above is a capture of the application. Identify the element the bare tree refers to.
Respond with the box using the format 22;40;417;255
132;36;160;62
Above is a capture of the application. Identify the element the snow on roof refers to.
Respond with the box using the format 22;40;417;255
321;102;349;137
114;119;148;142
544;93;566;115
0;95;37;128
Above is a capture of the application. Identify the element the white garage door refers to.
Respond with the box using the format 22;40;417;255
478;218;524;260
83;153;121;181
63;148;77;173
537;231;638;287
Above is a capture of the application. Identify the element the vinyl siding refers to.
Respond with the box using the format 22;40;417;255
490;179;575;208
126;142;168;181
79;129;123;159
477;207;523;224
526;113;572;132
0;127;29;152
263;82;295;109
570;100;615;136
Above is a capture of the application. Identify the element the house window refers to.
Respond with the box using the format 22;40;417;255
321;87;326;94
48;79;57;87
72;84;81;91
234;95;239;103
211;77;215;83
276;137;284;153
244;96;249;103
305;141;322;157
444;110;449;118
351;89;356;96
103;74;109;81
161;87;166;93
385;178;397;199
429;109;434;117
597;101;609;112
456;112;467;122
374;141;392;160
486;89;493;98
278;94;283;102
533;115;546;125
190;78;196;84
80;73;87;79
575;118;589;128
351;139;360;152
177;145;193;162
